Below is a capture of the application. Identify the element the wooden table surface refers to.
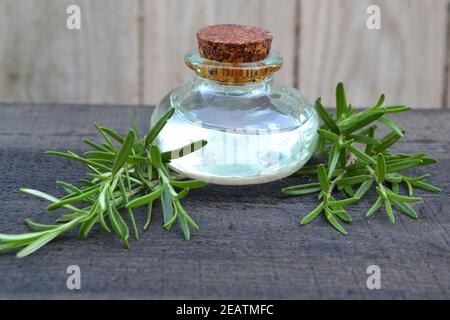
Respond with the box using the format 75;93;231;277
0;103;449;299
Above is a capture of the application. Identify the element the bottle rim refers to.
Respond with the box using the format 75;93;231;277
184;49;283;84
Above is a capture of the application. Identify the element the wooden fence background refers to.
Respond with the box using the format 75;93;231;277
0;0;448;108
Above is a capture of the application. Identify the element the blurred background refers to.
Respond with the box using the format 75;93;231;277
0;0;448;108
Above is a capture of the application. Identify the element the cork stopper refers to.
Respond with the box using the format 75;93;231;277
196;24;273;63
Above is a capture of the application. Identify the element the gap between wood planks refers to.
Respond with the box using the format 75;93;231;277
137;0;146;105
443;0;450;109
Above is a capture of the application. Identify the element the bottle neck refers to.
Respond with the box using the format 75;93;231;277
193;74;273;95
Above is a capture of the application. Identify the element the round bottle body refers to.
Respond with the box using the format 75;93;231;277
151;76;319;185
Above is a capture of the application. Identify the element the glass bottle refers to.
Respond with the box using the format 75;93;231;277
151;25;319;185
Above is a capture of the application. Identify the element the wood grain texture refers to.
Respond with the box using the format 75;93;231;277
0;103;449;299
446;0;450;109
143;0;297;104
298;0;449;108
0;0;140;105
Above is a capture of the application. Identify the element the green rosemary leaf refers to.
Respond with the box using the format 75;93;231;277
295;164;319;176
336;82;347;118
111;130;135;176
386;159;423;173
20;188;79;212
328;197;358;207
317;164;329;190
145;108;175;146
118;177;139;240
178;212;191;241
114;208;130;248
392;182;399;194
409;180;441;192
282;183;322;196
56;212;84;223
384;198;395;224
346;145;376;165
126;155;148;165
364;126;376;154
150;145;165;171
16;232;60;258
354;180;373;199
94;123;117;152
335;210;352;223
327;141;340;178
421;157;438;165
385;173;403;183
170;179;208;189
176;188;190;200
161;188;174;226
326;213;347;235
300;202;324;225
373;131;403;153
340;110;384;134
336;82;347;119
0;241;33;253
343;186;355;197
382;105;411;114
375;186;387;199
83;151;115;161
83;138;110;152
78;215;99;240
318;129;339;141
129;112;141;138
0;230;49;243
406;181;414;196
126;185;164;209
372;93;385;109
366;197;382;218
97;190;111;233
375;153;386;183
99;127;125;143
337;175;371;187
47;187;99;211
379;117;404;138
24;219;59;232
143;201;153;231
98;185;107;211
146;150;153;180
391;200;418;220
175;201;199;231
384;188;421;203
56;181;81;195
315;98;340;134
161;140;208;162
106;192;130;249
163;206;178;230
349;134;380;145
46;151;111;172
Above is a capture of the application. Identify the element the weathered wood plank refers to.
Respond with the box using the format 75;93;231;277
446;0;450;109
298;0;448;108
0;0;140;105
0;103;449;299
143;0;297;105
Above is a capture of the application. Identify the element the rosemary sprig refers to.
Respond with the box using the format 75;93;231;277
282;83;440;234
0;108;207;257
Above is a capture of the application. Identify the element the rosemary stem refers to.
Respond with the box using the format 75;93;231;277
326;153;357;199
365;165;386;193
